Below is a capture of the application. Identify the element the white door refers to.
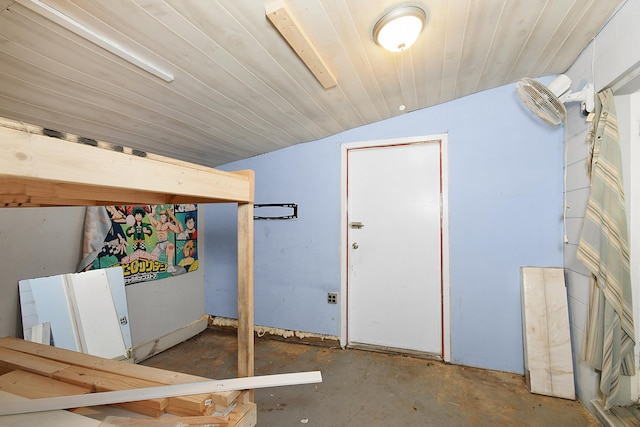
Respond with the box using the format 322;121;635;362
347;141;442;355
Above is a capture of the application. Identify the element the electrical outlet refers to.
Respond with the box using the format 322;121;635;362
327;292;338;304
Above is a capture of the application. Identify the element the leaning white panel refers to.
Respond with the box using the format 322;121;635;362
18;268;131;361
66;269;128;360
19;275;80;351
521;266;575;399
104;267;133;352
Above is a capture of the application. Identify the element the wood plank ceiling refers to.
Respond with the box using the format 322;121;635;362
0;0;624;168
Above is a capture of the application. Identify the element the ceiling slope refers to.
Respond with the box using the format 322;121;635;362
0;0;623;167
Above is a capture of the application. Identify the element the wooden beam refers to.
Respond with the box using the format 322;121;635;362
0;177;244;207
235;170;255;400
0;347;70;376
0;371;322;416
237;202;255;378
0;337;238;408
0;126;253;206
266;0;337;89
0;370;91;399
52;366;169;411
147;415;229;424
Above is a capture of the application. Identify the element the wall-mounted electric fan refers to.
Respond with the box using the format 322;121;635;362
516;74;594;126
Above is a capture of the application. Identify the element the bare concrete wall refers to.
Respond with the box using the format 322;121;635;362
0;206;85;337
0;206;205;353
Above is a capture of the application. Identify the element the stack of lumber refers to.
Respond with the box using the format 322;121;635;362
0;337;256;426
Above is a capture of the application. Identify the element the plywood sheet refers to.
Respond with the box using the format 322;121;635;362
521;267;575;399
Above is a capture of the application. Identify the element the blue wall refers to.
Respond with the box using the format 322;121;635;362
203;79;564;374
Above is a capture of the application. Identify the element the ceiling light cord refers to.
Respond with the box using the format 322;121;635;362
394;49;407;111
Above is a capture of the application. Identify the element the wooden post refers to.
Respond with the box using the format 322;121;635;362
234;170;255;401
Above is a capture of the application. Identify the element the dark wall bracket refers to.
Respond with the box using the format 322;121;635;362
254;203;298;220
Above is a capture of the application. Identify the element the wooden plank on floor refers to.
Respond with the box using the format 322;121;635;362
149;414;230;425
164;403;213;417
521;267;575;399
0;346;70;377
165;393;214;415
114;401;165;418
0;371;322;416
52;366;169;410
227;402;257;427
0;370;91;398
0;337;238;406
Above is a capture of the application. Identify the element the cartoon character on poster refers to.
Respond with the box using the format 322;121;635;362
88;204;198;284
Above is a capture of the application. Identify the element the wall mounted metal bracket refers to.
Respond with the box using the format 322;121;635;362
254;203;298;220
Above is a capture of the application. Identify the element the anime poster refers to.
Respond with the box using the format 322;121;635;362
85;204;198;285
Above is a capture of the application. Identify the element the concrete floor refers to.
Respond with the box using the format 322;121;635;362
142;328;599;426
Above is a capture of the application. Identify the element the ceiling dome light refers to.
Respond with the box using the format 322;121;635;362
373;5;427;53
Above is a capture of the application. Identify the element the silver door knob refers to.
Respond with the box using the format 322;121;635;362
352;242;359;249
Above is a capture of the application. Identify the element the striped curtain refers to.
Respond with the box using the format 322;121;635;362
577;88;636;409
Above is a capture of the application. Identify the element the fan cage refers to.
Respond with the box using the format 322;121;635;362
516;78;567;126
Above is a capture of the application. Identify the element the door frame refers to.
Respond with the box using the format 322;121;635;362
339;134;451;362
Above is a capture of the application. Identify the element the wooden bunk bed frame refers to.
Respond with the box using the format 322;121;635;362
0;120;255;384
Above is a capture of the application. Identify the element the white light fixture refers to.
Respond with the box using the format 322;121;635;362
373;5;427;53
16;0;174;82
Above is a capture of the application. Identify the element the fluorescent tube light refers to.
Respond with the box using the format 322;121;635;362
16;0;174;82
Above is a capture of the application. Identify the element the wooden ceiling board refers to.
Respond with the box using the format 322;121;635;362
505;1;577;83
262;0;375;131
308;0;388;121
542;0;624;77
7;3;164;82
439;0;470;104
1;3;300;158
0;0;624;168
357;16;401;114
10;2;292;153
219;0;356;135
454;0;507;98
70;1;317;145
413;0;448;107
0;56;247;159
0;10;228;146
480;1;548;89
532;1;597;73
205;0;343;136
